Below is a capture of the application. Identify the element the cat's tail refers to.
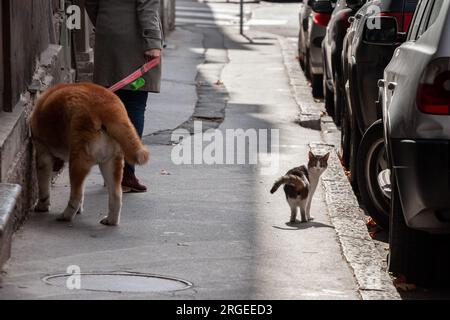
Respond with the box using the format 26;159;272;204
270;175;306;194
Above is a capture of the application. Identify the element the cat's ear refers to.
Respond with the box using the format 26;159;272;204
322;152;330;162
308;151;315;160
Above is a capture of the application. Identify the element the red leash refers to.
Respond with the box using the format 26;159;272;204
108;57;160;92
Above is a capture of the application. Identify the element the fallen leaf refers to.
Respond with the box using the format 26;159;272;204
393;275;417;292
214;80;224;85
161;169;171;175
367;217;377;228
177;243;189;247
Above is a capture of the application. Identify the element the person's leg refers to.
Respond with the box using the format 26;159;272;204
116;89;149;192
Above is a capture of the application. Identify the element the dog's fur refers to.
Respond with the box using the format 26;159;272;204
29;83;150;226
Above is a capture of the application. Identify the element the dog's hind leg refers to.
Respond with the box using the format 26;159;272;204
98;156;124;226
34;141;53;212
57;154;92;222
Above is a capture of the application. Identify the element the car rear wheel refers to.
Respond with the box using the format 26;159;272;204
323;67;334;117
299;54;306;71
389;170;450;287
356;120;390;229
304;48;311;80
333;72;344;127
311;73;324;99
340;105;351;169
348;112;361;190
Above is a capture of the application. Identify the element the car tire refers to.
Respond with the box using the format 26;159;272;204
356;120;390;229
348;112;361;190
340;105;351;169
333;72;344;127
304;48;311;80
323;67;335;117
389;170;450;287
299;54;306;71
311;73;324;99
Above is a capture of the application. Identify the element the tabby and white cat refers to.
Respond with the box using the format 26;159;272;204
270;151;330;223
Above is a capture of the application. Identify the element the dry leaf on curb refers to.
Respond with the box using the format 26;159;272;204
393;275;417;292
367;217;378;228
214;80;224;85
161;169;171;176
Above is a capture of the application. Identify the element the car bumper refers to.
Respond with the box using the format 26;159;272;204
391;139;450;233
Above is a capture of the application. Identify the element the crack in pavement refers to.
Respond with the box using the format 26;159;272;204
143;26;229;146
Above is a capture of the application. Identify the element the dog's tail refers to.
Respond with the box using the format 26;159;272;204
100;109;150;166
270;175;306;194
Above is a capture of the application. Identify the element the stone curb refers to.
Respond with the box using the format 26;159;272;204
320;119;400;300
279;37;324;131
0;184;22;269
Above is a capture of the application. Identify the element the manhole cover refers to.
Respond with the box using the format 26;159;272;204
43;272;192;293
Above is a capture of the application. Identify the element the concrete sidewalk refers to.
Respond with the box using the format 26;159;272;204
0;0;361;299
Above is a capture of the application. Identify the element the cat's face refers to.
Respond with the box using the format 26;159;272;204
308;151;330;174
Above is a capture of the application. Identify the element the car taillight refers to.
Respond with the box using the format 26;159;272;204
417;58;450;115
378;12;410;32
403;12;414;30
313;13;331;27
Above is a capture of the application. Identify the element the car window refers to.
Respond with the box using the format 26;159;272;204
407;0;431;40
416;0;436;38
404;0;420;12
425;0;443;29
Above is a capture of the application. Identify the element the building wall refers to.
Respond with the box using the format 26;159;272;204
0;0;71;231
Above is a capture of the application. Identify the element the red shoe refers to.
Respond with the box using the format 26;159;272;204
122;168;147;193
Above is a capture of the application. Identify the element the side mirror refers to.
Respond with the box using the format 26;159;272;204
346;0;364;9
311;0;334;14
363;16;398;45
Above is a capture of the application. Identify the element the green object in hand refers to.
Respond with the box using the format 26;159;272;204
130;77;146;90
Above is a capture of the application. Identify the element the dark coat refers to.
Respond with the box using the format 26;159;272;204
85;0;163;92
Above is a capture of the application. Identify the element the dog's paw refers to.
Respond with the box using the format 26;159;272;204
100;216;118;226
56;213;72;222
34;202;49;213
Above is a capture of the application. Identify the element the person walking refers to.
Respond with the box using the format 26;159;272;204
85;0;163;192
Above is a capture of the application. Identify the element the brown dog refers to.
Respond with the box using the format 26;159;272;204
29;83;150;226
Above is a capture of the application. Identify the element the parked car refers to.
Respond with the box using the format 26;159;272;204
340;0;418;226
322;0;366;122
370;0;450;286
298;0;335;98
298;0;313;74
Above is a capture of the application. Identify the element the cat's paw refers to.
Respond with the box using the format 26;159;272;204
307;216;315;222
